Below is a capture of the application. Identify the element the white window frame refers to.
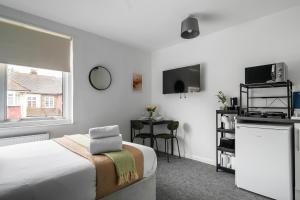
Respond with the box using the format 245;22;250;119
7;92;14;106
0;64;6;122
27;96;37;108
44;96;55;108
7;91;21;106
0;64;73;129
0;18;73;131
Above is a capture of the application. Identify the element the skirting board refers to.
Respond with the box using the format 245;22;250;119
162;150;215;166
184;154;215;166
101;173;156;200
162;145;215;166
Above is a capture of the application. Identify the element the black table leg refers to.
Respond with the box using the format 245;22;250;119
150;123;154;148
171;138;174;155
130;121;133;142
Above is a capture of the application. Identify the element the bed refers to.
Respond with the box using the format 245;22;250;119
0;140;157;200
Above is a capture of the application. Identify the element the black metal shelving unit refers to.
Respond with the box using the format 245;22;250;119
239;80;293;118
216;110;238;174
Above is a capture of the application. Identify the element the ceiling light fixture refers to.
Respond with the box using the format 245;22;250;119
181;16;200;39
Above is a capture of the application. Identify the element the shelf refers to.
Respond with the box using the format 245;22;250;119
237;116;293;123
217;165;235;174
217;128;235;134
248;106;288;109
240;81;292;89
249;96;288;99
216;109;238;175
217;146;235;153
216;110;239;114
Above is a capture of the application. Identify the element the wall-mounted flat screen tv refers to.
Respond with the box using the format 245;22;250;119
163;64;200;94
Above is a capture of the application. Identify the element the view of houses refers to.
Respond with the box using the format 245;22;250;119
6;65;63;121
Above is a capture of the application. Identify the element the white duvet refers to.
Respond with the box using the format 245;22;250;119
0;140;157;200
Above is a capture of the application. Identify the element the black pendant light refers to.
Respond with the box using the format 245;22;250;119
181;16;200;39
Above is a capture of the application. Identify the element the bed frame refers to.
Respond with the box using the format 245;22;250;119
101;174;156;200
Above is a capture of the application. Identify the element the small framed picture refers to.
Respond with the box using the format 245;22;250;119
132;73;142;91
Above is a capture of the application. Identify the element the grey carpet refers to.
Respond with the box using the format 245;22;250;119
156;155;270;200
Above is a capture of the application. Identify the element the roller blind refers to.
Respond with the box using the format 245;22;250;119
0;19;71;72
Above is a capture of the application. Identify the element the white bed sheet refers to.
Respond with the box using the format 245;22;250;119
0;140;157;200
123;141;157;178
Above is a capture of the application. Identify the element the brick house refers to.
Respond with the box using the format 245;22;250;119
7;70;62;120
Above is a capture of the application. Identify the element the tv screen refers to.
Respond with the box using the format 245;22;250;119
163;64;200;94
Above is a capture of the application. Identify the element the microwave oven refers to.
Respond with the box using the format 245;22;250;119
245;63;287;84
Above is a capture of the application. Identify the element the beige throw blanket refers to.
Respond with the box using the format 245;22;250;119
65;134;138;185
54;137;144;199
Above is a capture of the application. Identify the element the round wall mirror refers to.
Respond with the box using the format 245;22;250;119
89;66;112;90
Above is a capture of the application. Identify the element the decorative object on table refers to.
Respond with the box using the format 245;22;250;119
149;110;163;121
146;105;157;119
139;115;148;120
216;91;228;110
139;110;163;120
132;73;143;91
181;16;200;39
153;114;164;121
89;66;112;90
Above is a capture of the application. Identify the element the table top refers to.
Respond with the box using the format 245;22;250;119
131;119;173;125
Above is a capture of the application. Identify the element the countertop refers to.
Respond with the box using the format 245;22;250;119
237;116;300;124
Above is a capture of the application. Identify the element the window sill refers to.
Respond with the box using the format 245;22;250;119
0;118;73;129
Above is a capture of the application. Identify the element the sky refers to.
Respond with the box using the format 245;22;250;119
8;64;62;78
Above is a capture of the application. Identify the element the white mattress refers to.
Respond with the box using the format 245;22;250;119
0;140;157;200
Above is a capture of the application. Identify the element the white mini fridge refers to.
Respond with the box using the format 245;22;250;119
235;123;293;200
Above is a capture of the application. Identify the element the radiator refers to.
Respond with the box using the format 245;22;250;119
0;132;49;147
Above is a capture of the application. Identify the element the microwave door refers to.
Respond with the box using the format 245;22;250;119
245;65;273;84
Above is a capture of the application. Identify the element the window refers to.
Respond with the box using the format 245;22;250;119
27;96;37;108
7;91;21;106
7;93;14;106
44;96;55;108
0;64;69;122
0;18;72;126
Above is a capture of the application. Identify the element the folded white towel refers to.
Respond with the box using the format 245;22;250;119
89;125;120;139
89;134;122;155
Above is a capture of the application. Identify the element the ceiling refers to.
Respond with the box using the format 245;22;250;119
0;0;299;51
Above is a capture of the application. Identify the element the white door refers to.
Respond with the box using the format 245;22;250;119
295;123;300;200
236;124;292;200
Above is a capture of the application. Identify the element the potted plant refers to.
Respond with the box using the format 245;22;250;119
146;105;157;119
216;91;228;110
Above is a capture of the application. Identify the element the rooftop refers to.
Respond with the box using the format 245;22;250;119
8;71;62;95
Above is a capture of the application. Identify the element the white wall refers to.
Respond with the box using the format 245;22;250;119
151;6;300;165
1;4;300;166
0;5;151;141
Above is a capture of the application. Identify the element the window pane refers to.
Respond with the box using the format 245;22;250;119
44;96;55;108
6;64;63;121
7;92;14;106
